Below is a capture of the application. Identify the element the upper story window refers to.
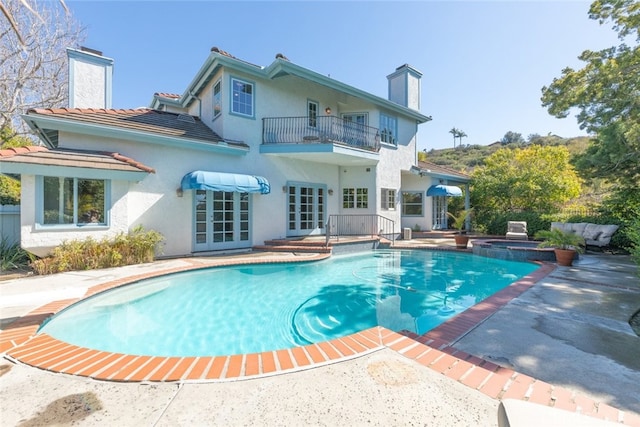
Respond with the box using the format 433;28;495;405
40;176;107;226
231;77;254;117
343;188;368;209
379;113;398;145
308;100;318;127
213;79;222;118
381;188;396;210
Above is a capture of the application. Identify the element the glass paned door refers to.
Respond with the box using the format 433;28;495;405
432;195;447;230
287;183;325;236
193;190;251;251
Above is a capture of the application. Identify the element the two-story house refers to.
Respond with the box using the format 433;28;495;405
0;47;470;258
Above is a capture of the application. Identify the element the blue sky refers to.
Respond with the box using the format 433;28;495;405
68;1;619;150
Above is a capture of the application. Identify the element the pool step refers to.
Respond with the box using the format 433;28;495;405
253;239;332;254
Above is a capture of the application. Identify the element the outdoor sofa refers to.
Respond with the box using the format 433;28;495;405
550;222;619;248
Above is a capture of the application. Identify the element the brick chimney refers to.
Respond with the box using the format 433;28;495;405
67;47;113;109
387;64;422;111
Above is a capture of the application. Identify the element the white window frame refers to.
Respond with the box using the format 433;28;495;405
230;76;255;118
343;187;369;209
212;79;222;119
401;191;423;216
308;100;318;128
379;113;398;145
381;188;396;210
36;175;109;228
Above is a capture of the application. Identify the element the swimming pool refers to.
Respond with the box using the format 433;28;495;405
38;250;538;357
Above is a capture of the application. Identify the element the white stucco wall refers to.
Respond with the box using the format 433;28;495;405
21;61;432;257
20;174;130;257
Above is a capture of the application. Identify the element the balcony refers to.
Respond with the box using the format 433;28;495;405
260;116;381;166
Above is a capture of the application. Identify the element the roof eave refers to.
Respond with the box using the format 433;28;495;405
0;161;150;182
264;59;432;124
176;54;432;123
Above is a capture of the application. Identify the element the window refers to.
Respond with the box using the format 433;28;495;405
379;113;397;145
381;188;396;210
213;79;222;118
343;188;368;208
308;100;318;127
401;191;423;216
231;77;254;117
41;176;106;225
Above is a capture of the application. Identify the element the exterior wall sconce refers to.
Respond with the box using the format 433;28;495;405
282;185;287;193
325;107;332;115
328;189;334;195
176;188;183;197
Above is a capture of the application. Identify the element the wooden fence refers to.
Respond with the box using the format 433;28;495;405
0;205;20;245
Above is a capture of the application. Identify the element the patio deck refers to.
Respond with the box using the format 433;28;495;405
1;239;639;425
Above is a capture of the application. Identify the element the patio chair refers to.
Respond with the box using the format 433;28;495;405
506;221;528;240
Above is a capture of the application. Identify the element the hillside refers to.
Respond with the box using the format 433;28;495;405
423;135;591;174
423;135;612;207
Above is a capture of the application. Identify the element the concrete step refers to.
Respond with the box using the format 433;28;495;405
263;239;329;247
252;244;331;254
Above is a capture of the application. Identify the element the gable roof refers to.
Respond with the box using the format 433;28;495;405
0;146;155;181
153;48;432;124
21;108;249;153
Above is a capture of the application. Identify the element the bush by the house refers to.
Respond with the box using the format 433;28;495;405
0;237;32;271
31;226;164;275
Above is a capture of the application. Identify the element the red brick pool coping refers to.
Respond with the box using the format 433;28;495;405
2;255;639;426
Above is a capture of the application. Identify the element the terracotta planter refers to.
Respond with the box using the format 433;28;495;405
454;234;470;249
554;248;576;266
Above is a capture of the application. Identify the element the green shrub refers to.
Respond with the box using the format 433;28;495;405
626;217;640;275
0;238;32;271
31;226;164;275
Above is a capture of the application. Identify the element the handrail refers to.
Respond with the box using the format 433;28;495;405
325;214;395;246
263;116;381;152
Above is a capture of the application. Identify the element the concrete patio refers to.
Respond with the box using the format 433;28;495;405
0;245;638;426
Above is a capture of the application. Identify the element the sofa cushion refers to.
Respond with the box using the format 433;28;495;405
596;224;619;240
569;222;588;236
551;222;571;233
583;224;603;241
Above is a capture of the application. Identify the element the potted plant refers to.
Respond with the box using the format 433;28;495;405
447;209;472;249
534;228;585;266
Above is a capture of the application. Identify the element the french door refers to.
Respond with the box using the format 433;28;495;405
287;183;326;236
193;189;250;251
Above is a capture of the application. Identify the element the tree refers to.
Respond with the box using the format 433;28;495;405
449;127;467;148
449;127;460;148
457;130;468;147
541;0;639;185
471;145;582;213
0;0;85;143
0;126;31;204
500;131;525;145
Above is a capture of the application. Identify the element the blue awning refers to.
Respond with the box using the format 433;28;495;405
426;184;462;197
181;171;270;194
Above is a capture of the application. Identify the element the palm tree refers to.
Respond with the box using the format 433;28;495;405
449;127;460;148
457;130;468;147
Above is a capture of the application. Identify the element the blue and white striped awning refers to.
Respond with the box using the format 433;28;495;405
181;171;270;194
426;184;462;197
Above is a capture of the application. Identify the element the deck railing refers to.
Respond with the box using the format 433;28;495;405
325;214;395;246
263;116;381;152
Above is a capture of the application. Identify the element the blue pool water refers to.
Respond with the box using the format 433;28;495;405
38;250;538;357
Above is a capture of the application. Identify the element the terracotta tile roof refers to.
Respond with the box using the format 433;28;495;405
0;146;155;173
417;160;470;180
26;108;247;149
0;145;48;157
154;93;181;99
